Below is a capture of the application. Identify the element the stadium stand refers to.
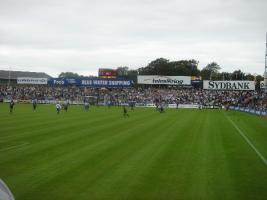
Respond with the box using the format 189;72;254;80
0;70;51;85
0;86;266;112
0;70;266;113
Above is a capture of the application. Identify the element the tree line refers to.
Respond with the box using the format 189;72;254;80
58;58;264;84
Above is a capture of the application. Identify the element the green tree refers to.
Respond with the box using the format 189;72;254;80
58;72;80;78
138;58;169;75
169;60;200;76
255;75;264;90
127;70;138;84
231;70;245;80
117;66;129;77
138;58;200;76
218;72;232;80
245;73;255;81
201;62;221;80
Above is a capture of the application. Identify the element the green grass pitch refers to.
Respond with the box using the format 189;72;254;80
0;104;267;200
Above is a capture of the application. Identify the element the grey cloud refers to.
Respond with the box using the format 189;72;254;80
0;0;266;77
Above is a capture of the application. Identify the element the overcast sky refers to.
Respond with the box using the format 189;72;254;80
0;0;266;77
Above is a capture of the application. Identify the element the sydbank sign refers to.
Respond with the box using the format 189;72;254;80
137;75;191;85
203;80;255;90
17;77;48;85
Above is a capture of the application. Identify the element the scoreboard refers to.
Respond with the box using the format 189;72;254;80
98;68;117;78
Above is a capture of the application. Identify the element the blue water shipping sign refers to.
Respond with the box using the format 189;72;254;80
48;78;133;88
80;79;132;87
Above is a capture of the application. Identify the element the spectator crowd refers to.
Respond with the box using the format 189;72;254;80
0;85;266;111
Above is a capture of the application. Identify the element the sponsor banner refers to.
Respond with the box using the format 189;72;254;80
48;78;79;85
203;80;255;90
135;103;156;108
48;78;133;87
48;78;78;85
81;79;132;87
17;77;47;85
191;80;203;84
168;104;177;108
176;104;199;109
4;99;18;103
137;75;191;85
229;106;267;117
191;76;202;84
135;103;199;109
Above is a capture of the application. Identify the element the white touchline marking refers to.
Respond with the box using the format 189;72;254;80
224;112;267;166
0;142;30;152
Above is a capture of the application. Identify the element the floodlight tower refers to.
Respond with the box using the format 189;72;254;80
265;32;267;93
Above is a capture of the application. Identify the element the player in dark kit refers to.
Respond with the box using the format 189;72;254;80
84;101;89;111
123;106;129;117
176;98;179;109
159;104;164;113
9;100;15;113
130;100;135;110
155;98;159;111
225;102;230;111
32;99;37;111
63;100;69;112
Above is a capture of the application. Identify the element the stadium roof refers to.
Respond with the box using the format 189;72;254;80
0;70;51;80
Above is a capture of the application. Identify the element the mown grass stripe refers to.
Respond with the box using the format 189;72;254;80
224;112;267;166
1;105;267;200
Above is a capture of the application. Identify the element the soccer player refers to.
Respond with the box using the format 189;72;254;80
176;99;179;109
9;99;15;113
130;100;135;110
198;102;203;110
159;104;164;113
56;103;61;114
32;98;37;111
155;98;159;111
84;101;90;111
63;100;69;112
108;100;111;108
225;103;230;111
123;106;129;117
